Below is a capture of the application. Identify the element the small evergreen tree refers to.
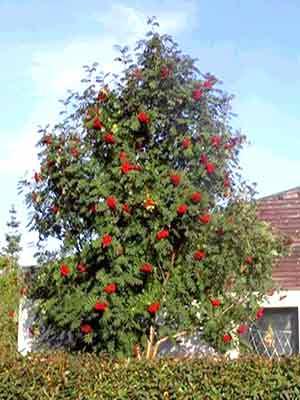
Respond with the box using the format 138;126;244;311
22;18;287;358
2;205;22;268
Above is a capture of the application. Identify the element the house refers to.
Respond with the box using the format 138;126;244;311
249;186;300;357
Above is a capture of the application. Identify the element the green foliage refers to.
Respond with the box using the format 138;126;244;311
0;268;21;348
0;256;9;270
1;350;300;399
21;18;288;357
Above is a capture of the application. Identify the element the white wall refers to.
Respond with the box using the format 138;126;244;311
17;298;36;356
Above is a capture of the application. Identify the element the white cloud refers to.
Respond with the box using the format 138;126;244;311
95;2;197;38
30;3;197;102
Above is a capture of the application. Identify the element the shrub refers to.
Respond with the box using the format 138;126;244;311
0;349;300;399
0;267;21;348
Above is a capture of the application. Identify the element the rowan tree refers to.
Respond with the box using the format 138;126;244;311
21;18;286;358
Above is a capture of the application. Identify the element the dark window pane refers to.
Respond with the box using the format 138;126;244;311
248;308;298;357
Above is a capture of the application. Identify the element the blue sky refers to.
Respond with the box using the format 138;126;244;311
1;0;300;264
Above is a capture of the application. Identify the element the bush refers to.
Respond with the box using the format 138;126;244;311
0;256;9;271
1;349;300;399
0;268;21;348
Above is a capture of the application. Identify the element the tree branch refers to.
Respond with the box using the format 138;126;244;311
146;326;155;360
151;330;187;360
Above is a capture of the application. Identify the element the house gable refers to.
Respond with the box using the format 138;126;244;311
258;186;300;289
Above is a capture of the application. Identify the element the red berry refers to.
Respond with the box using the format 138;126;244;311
210;299;221;307
224;178;230;188
198;214;211;224
119;151;127;161
121;162;136;174
93;117;103;130
245;256;253;265
144;198;156;210
192;89;203;101
70;147;80;157
224;143;233;150
42;135;52;145
97;88;108;102
211;135;222;148
181;137;191;149
133;68;143;80
200;154;208;165
80;324;93;334
140;263;153;273
20;287;28;296
156;229;169;240
203;79;215;89
237;324;248;335
94;301;108;312
51;205;59;214
177;204;188;216
103;133;116;144
76;263;87;273
190;192;202;203
102;234;113;247
223;333;232;344
122;203;131;214
104;283;117;294
89;203;97;214
34;172;42;183
106;196;117;210
60;263;70;277
47;159;55;168
193;250;206;261
256;308;264;319
137;112;150;124
160;65;170;79
147;302;160;315
8;310;16;318
206;162;215;174
170;174;181;186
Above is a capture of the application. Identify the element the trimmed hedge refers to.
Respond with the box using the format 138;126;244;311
0;269;20;348
1;347;300;399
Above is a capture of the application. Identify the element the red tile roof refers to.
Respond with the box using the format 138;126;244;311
258;186;300;289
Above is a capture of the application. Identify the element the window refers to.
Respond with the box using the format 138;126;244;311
248;307;299;358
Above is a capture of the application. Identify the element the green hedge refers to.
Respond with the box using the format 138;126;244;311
0;268;20;348
1;347;300;400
